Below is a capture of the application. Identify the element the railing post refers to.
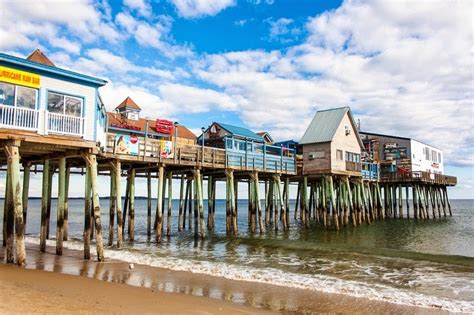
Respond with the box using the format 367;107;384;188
263;144;266;170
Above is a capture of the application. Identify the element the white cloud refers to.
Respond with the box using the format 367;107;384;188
192;0;473;168
123;0;152;17
0;0;120;52
170;0;235;18
266;18;301;43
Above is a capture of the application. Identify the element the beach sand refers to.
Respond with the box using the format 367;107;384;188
0;244;446;314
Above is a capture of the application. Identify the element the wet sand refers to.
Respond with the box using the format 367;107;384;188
0;243;446;314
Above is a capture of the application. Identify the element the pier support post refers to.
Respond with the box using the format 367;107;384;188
255;173;265;233
302;176;309;227
56;157;66;255
84;164;91;259
63;166;70;241
147;171;152;238
5;143;26;266
114;160;123;248
183;177;190;230
249;176;257;233
405;185;410;218
398;184;403;219
5;160;13;262
122;172;130;238
167;171;173;237
195;169;206;239
444;186;452;216
3;170;9;247
46;168;53;239
21;163;30;236
179;173;185;232
88;154;105;261
206;176;214;230
108;170;116;246
156;165;164;243
128;168;136;241
413;184;418;219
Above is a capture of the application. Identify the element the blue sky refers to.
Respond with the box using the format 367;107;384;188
1;0;472;198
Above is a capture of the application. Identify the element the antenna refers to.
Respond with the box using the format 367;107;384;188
357;119;361;131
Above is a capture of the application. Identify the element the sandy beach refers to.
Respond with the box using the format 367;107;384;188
0;243;447;314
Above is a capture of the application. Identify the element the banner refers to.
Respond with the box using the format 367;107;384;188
160;140;174;158
115;134;139;155
0;66;40;88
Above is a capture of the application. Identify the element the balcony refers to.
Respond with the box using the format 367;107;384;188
47;112;84;136
0;104;39;131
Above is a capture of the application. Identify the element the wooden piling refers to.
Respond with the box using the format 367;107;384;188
147;171;152;238
413;184;418;219
3;167;9;247
195;169;206;239
128;168;136;241
179;173;185;232
83;164;91;259
46;168;53;239
122;172;130;237
155;165;164;243
405;185;410;218
108;170;116;246
7;144;26;266
183;178;190;230
22;163;30;235
55;157;66;255
255;173;265;233
444;186;452;216
63;167;70;241
114;160;123;248
5;160;13;263
88;154;104;261
167;171;173;237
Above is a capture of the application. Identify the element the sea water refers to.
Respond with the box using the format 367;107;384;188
6;198;474;312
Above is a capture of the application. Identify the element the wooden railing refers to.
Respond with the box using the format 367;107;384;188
380;171;457;185
47;112;84;136
0;104;39;131
105;133;296;173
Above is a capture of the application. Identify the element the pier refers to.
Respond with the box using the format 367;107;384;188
1;50;457;265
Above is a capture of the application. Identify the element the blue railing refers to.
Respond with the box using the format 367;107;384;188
362;162;379;180
224;137;296;173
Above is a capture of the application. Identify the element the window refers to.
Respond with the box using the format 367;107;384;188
336;149;343;160
48;92;82;117
0;82;37;109
438;152;441;163
425;147;430;160
345;151;360;162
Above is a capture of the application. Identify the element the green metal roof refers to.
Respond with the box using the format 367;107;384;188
217;122;264;142
299;107;362;146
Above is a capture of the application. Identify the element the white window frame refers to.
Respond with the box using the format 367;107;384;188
0;82;38;109
47;91;83;118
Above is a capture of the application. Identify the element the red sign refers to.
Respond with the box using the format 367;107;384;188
156;119;173;135
110;123;141;131
130;135;138;144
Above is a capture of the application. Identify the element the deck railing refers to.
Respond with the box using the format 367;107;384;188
380;171;457;185
105;133;296;173
0;104;39;131
361;162;379;181
47;112;84;136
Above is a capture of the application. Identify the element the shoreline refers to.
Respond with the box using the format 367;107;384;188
0;243;447;314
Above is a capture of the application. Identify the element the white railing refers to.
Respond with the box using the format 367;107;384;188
47;112;84;136
0;104;39;131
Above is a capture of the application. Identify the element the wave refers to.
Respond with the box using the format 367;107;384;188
24;236;474;313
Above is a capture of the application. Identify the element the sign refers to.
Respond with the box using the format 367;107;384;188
110;123;141;131
115;134;139;155
156;119;173;134
160;140;174;158
0;66;40;88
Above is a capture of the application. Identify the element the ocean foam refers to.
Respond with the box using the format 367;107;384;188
25;236;474;313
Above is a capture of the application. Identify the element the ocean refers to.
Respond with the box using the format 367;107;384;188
5;198;474;313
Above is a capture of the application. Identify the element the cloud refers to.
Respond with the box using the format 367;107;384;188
169;0;235;18
266;18;301;43
0;0;120;53
115;12;193;58
123;0;152;17
192;0;473;168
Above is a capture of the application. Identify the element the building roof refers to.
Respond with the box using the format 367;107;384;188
0;51;107;87
217;122;263;142
115;97;141;111
359;131;441;150
256;131;274;143
107;112;196;140
26;49;55;67
299;106;363;147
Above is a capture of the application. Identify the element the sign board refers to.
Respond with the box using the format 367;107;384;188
0;66;40;88
384;147;407;160
160;140;174;158
115;134;139;155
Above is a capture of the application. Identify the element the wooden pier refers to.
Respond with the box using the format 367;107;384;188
0;50;458;266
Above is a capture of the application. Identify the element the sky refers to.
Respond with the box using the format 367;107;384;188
0;0;473;199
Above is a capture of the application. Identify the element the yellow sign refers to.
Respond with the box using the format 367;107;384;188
0;66;40;88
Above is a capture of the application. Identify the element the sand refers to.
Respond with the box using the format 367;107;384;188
0;244;446;314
